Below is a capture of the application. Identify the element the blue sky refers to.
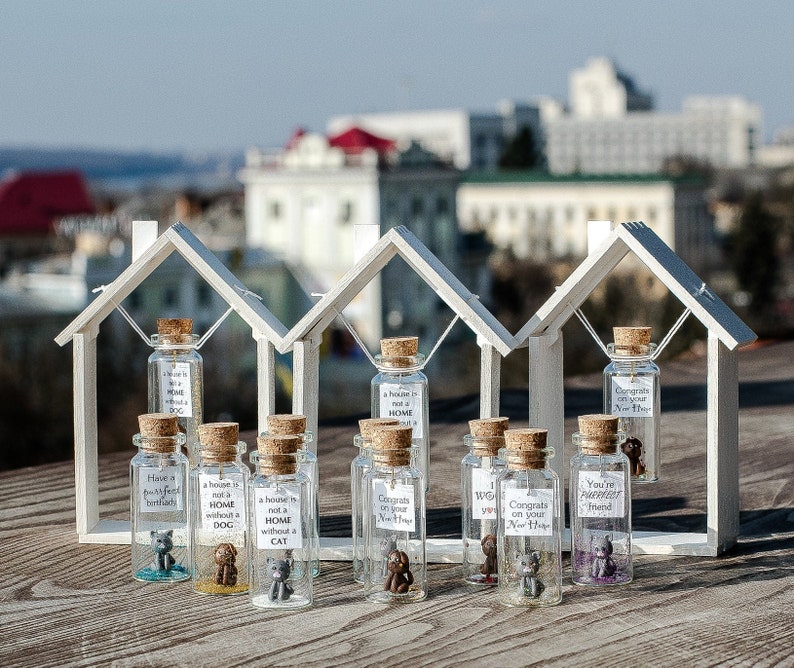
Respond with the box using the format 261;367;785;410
2;1;792;153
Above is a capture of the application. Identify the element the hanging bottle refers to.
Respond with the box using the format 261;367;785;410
130;413;190;582
496;428;562;606
190;422;249;595
371;336;430;490
362;425;427;603
264;414;320;577
351;417;399;584
603;326;661;483
248;434;313;609
461;417;509;586
570;414;632;586
147;318;204;467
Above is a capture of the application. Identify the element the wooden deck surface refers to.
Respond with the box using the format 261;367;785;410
2;341;793;667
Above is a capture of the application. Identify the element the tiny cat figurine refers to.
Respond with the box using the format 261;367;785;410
213;542;238;586
150;530;175;572
480;533;497;578
267;557;294;601
383;549;413;594
591;535;618;579
515;551;544;598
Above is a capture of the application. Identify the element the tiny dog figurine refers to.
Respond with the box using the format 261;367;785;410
383;549;413;594
213;542;238;586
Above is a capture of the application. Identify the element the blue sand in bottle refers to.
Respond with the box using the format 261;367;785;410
135;564;189;582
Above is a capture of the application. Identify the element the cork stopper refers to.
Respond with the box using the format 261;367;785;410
267;414;307;436
613;326;652;356
371;424;413;466
468;417;509;456
577;414;620;454
504;428;548;469
157;318;193;336
380;336;418;357
358;417;399;439
256;434;302;475
198;422;240;463
136;413;181;453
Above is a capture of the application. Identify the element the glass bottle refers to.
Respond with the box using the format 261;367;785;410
496;428;562;607
248;434;313;609
569;414;632;586
603;326;660;483
190;422;249;595
147;318;204;467
352;417;399;584
130;413;190;582
461;417;509;586
264;414;320;577
362;425;427;603
371;336;430;491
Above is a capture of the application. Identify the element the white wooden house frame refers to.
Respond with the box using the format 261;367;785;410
515;221;757;556
55;222;288;544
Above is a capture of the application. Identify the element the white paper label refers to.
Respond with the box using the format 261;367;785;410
372;481;416;532
139;466;183;513
378;383;424;438
610;375;654;417
502;487;554;536
255;488;302;549
471;468;498;520
158;361;193;417
576;471;626;518
199;473;246;531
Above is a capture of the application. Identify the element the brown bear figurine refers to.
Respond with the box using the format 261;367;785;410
213;542;238;586
383;549;413;594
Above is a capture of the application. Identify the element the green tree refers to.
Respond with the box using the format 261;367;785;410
499;125;542;169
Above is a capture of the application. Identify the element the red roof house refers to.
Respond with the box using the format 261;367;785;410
0;171;94;236
328;126;397;155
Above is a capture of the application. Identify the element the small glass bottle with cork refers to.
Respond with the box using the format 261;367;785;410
371;336;430;490
362;424;427;603
569;413;632;586
147;318;204;467
263;414;320;578
496;428;562;607
190;422;249;595
130;413;190;582
248;433;314;609
603;326;661;483
461;417;509;586
351;417;399;584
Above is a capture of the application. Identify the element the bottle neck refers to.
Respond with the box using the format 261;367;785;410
464;434;505;457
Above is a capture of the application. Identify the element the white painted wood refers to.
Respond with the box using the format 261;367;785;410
73;328;99;540
292;335;321;452
256;335;276;434
131;220;159;262
79;520;131;544
478;341;501;418
587;219;613;254
354;223;380;263
707;333;740;553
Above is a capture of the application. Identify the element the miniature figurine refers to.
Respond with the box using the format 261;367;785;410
379;534;398;577
480;533;497;578
591;535;618;579
150;530;176;572
515;551;544;598
213;542;238;586
621;436;646;477
267;557;294;601
383;549;413;594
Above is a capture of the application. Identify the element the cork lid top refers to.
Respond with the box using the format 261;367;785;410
157;318;193;336
198;422;239;447
469;417;509;438
267;414;307;435
504;427;547;451
578;414;619;440
380;336;418;357
358;417;400;438
371;424;413;450
138;413;179;438
256;434;302;455
613;326;652;354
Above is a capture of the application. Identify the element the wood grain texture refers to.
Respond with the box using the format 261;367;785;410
2;341;792;667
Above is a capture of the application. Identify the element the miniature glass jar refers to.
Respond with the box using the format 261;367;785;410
496;428;562;606
569;414;632;586
190;422;249;595
352;417;399;584
461;417;509;586
264;414;320;578
248;434;313;610
371;336;430;491
147;318;204;467
130;413;190;582
362;425;427;603
603;326;661;483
